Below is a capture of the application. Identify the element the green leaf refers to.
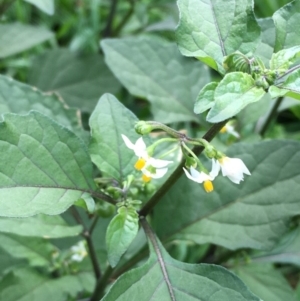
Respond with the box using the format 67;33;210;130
273;0;300;52
106;206;139;268
101;36;210;123
254;18;276;65
175;0;261;72
23;0;54;15
89;93;140;182
0;233;56;267
251;225;300;266
0;215;82;238
0;111;96;217
0;75;81;132
272;69;300;100
28;49;121;112
0;268;94;301
206;72;266;122
102;230;261;301
194;82;218;114
153;140;300;250
270;45;300;70
0;23;53;58
233;264;297;301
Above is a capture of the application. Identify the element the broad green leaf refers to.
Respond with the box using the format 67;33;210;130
207;72;266;122
101;36;210;124
175;0;261;72
0;75;81;132
251;225;300;266
270;46;300;70
254;18;275;65
153;140;300;250
28;49;121;112
102;231;261;301
23;0;54;15
0;233;56;267
273;0;300;51
0;268;94;301
272;69;300;100
194;82;218;114
106;206;139;267
0;215;82;238
0;111;96;217
89;93;139;182
0;23;53;58
233;264;297;301
0;249;25;276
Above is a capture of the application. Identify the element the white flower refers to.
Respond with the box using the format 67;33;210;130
183;160;219;193
215;157;251;184
220;124;240;138
70;241;88;262
121;134;172;182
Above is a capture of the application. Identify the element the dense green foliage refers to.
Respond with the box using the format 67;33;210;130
0;0;300;300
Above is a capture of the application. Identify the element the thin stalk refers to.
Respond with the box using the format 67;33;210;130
102;0;118;37
70;207;101;280
114;0;135;36
90;266;113;301
90;190;117;206
259;96;283;136
139;121;227;217
276;64;300;81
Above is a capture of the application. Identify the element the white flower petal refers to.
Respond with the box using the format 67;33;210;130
121;134;135;150
183;167;201;183
148;157;173;168
151;167;168;178
135;137;147;156
210;159;220;179
71;254;83;262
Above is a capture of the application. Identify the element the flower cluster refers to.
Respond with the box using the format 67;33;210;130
122;121;251;192
121;134;172;183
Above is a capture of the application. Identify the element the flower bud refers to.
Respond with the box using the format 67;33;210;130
204;144;217;159
135;121;153;135
185;156;197;168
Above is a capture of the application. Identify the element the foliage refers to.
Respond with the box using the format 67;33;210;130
0;0;300;300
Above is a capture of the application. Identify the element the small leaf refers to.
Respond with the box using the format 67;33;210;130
102;230;261;301
0;111;96;217
207;72;266;122
28;49;121;112
0;23;53;58
0;268;95;301
273;0;300;51
272;69;300;100
175;0;261;72
89;93;140;183
106;206;139;268
233;264;297;301
23;0;54;15
101;36;209;123
0;215;82;238
0;233;56;266
270;45;300;70
194;82;218;114
153;140;300;250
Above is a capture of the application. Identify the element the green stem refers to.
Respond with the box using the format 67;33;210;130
90;266;113;301
114;0;135;36
259;96;283;137
90;190;117;206
181;142;205;170
158;145;179;160
139;121;227;217
102;0;118;37
146;121;187;139
276;64;300;81
70;207;102;280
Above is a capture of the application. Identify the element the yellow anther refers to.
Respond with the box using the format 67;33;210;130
142;174;152;183
220;126;227;133
134;158;146;170
203;180;213;193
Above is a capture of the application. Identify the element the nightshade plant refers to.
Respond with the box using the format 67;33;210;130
0;0;300;301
